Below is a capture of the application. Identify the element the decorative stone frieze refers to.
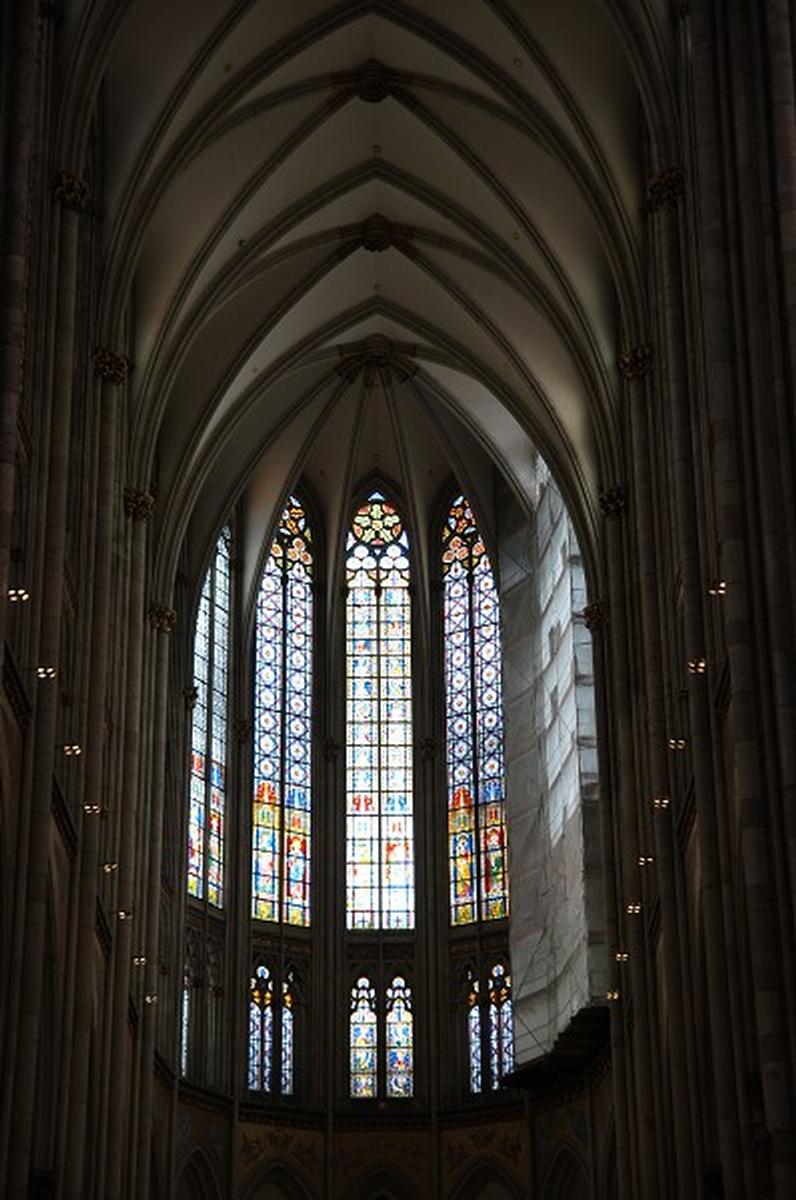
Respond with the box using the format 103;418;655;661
93;349;131;385
52;171;93;213
647;168;686;212
599;486;627;517
618;345;654;381
583;602;609;632
124;488;155;521
148;605;177;634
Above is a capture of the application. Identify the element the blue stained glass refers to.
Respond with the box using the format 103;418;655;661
442;497;508;925
188;530;230;905
350;977;378;1097
468;973;482;1093
252;498;313;926
249;965;273;1091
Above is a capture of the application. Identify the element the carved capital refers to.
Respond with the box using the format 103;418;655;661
618;345;654;381
183;685;198;711
124;488;155;521
148;605;176;634
583;602;609;632
354;59;391;103
599;486;627;517
52;171;93;213
647;168;686;212
93;348;131;385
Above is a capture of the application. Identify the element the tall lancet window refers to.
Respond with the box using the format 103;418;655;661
442;496;508;924
188;528;231;906
346;492;414;930
252;497;313;925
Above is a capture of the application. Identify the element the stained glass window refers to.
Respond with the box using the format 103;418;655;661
346;492;414;930
442;496;508;924
188;528;230;906
350;976;378;1098
281;970;295;1095
252;497;313;925
248;965;274;1091
467;969;482;1093
386;976;413;1097
487;964;514;1088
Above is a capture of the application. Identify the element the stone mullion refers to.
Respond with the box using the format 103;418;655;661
104;492;152;1199
0;3;39;669
134;605;175;1198
61;352;128;1199
627;333;698;1195
602;492;658;1200
689;9;796;1192
5;185;84;1196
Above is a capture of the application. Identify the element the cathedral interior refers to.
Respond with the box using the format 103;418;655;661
2;2;796;1197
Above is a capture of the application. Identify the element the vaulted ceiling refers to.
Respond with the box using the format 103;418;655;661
57;0;677;604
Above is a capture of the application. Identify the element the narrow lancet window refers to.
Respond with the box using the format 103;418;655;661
346;492;414;930
442;497;508;924
248;965;274;1092
350;977;378;1098
386;976;413;1097
487;963;514;1088
188;528;231;906
252;497;313;925
467;969;482;1093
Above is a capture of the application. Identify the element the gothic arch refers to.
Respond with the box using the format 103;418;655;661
342;1166;413;1200
176;1149;223;1200
542;1145;590;1200
449;1159;526;1200
240;1160;316;1200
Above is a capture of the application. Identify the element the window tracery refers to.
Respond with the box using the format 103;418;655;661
465;962;514;1093
252;497;313;926
346;492;414;930
349;974;414;1098
442;497;508;924
188;528;231;906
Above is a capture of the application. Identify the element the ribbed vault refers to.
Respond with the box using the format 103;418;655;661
56;0;676;589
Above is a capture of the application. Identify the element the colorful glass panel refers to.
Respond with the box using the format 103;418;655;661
467;971;482;1093
281;973;295;1095
386;976;413;1097
487;964;513;1089
188;530;230;905
248;965;274;1091
350;977;378;1098
346;493;414;930
252;497;313;925
442;497;508;924
180;977;191;1076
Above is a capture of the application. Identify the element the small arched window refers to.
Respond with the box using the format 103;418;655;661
252;498;313;926
248;963;297;1095
465;962;514;1093
345;492;414;930
350;976;378;1098
385;976;414;1097
188;528;231;906
442;497;508;924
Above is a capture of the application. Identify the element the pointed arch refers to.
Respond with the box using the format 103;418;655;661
240;1159;317;1199
442;493;508;925
176;1149;223;1200
252;495;313;926
345;489;414;931
542;1146;590;1200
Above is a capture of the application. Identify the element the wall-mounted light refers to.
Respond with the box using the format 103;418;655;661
638;854;654;867
615;951;629;962
688;657;707;674
652;794;670;809
63;743;82;756
668;737;687;750
133;956;147;967
8;588;30;602
144;994;157;1005
626;901;641;915
117;909;133;921
102;862;118;874
708;580;727;596
37;665;56;679
606;990;620;1002
83;803;102;815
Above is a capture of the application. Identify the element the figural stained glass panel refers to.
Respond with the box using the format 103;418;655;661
188;529;230;906
252;498;312;925
346;493;414;930
248;965;274;1091
386;976;413;1097
442;497;508;924
487;963;514;1089
350;977;378;1098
